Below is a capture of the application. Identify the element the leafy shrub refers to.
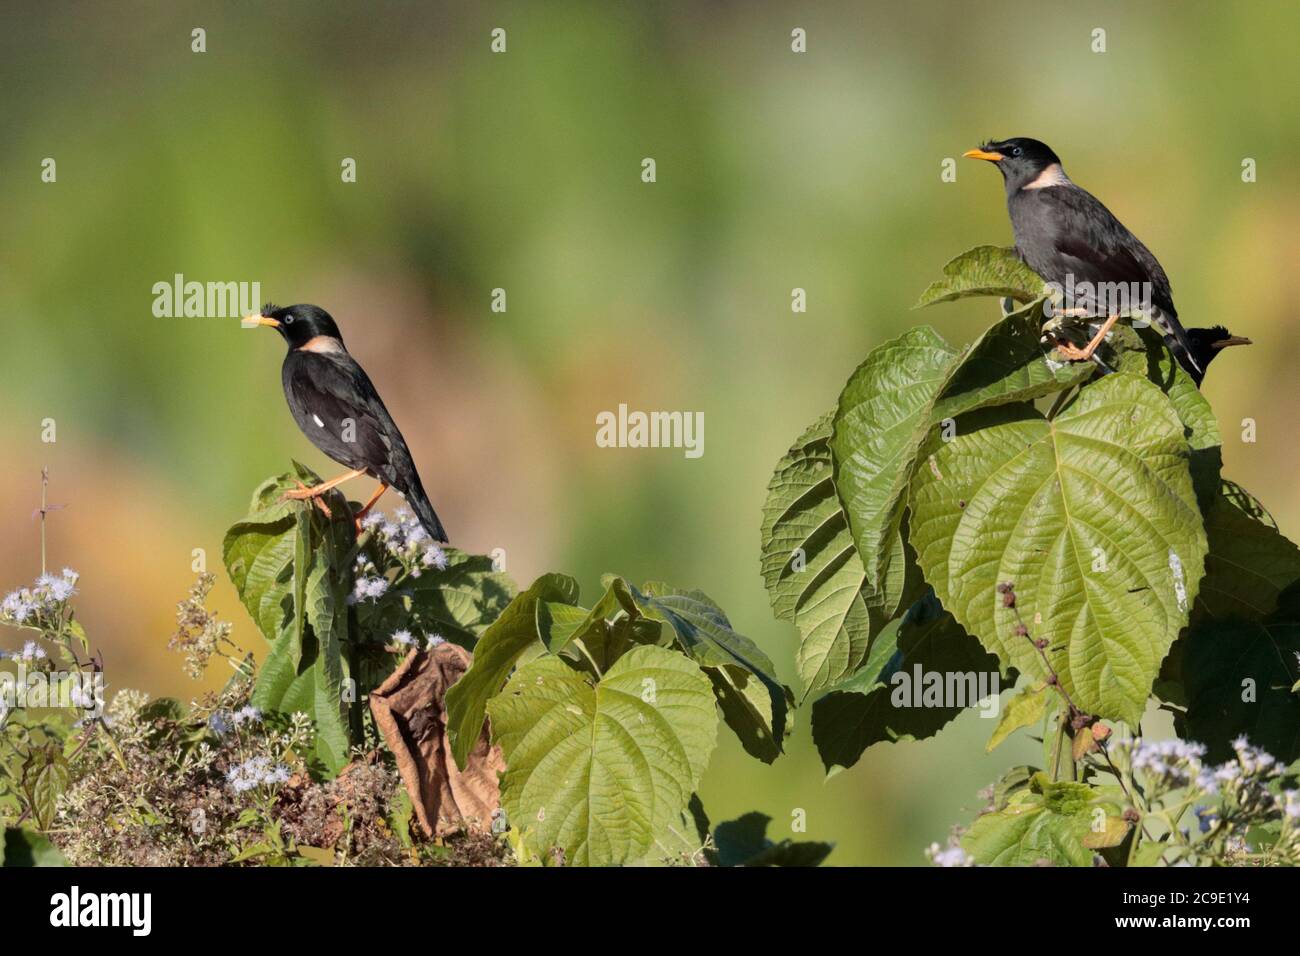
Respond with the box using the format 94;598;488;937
760;245;1300;866
1;465;829;867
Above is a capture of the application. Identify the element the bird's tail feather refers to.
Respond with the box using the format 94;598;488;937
1150;307;1203;384
401;480;448;543
1162;326;1204;384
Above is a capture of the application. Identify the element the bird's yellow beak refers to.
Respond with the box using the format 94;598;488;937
1212;335;1253;349
963;148;1005;162
242;313;280;329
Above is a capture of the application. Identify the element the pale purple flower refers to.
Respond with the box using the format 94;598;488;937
1231;735;1277;775
209;712;234;736
19;641;46;662
927;842;974;867
1132;739;1206;786
351;576;389;603
225;756;291;793
1283;791;1300;820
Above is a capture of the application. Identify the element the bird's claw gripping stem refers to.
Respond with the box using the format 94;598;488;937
1053;313;1122;363
280;479;333;518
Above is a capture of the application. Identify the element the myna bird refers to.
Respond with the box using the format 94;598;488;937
964;137;1247;385
245;303;448;541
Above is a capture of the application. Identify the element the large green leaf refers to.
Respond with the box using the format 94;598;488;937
252;615;351;774
914;245;1047;308
445;573;580;769
252;520;352;774
1121;326;1223;509
1195;480;1300;622
226;467;355;773
1182;581;1300;763
961;773;1127;866
223;503;296;645
811;591;1003;773
488;644;718;866
928;299;1096;422
831;327;958;593
626;583;792;763
760;412;918;696
831;310;1092;602
222;463;351;648
908;373;1207;724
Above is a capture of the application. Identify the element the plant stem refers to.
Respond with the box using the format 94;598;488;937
1046;385;1076;421
39;467;49;575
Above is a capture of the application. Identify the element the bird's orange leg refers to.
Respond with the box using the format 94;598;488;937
353;482;389;533
1055;313;1122;362
280;468;367;513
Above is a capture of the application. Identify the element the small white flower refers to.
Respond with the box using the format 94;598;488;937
927;842;974;867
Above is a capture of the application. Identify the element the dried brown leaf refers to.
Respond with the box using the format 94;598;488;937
369;643;504;837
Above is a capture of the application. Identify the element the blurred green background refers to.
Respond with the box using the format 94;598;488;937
2;0;1297;865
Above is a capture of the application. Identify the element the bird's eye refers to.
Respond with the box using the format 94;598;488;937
284;315;295;324
1011;146;1023;157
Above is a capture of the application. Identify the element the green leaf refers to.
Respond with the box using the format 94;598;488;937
1131;326;1223;509
710;812;833;867
986;682;1049;752
1196;480;1300;622
961;772;1126;866
990;765;1038;810
626;583;791;763
536;576;640;662
760;412;919;696
2;828;68;867
445;572;580;770
1182;581;1300;763
636;794;712;866
830;309;1088;603
536;601;594;654
831;327;958;594
224;509;296;645
706;664;795;764
914;245;1047;308
928;298;1096;422
908;373;1208;724
223;465;349;647
233;469;355;775
354;550;516;648
252;610;350;774
811;591;1003;773
291;507;310;671
20;746;69;830
487;644;718;866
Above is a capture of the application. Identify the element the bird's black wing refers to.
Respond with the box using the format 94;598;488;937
282;349;449;540
1017;185;1202;378
281;349;409;482
1019;185;1176;316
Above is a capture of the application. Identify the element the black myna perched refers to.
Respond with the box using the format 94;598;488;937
964;137;1249;385
245;303;448;542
